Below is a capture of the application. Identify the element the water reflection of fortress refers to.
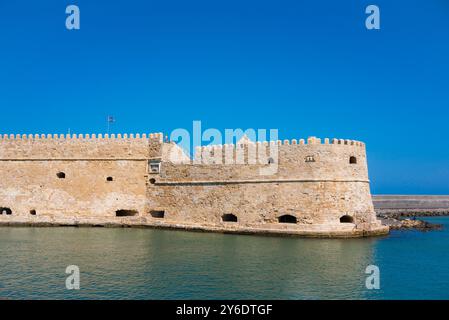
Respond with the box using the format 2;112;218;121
0;133;388;237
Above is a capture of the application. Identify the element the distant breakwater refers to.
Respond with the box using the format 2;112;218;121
373;195;449;231
373;195;449;216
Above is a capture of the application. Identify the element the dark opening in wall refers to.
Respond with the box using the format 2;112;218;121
149;160;161;173
305;155;315;163
278;214;297;224
222;213;238;222
340;215;354;223
149;178;156;184
107;177;113;182
349;156;357;164
115;209;138;217
0;207;12;215
268;157;275;164
30;210;37;215
56;172;66;179
150;210;165;218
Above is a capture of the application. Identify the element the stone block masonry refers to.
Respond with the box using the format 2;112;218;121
0;133;388;237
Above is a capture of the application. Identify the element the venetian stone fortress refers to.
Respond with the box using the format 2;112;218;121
0;133;388;237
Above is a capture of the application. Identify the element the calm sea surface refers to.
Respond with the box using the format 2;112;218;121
1;217;448;300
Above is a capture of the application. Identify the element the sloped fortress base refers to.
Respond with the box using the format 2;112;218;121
0;133;389;238
0;218;388;238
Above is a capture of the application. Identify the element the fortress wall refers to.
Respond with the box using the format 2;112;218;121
0;159;148;219
146;180;376;227
161;142;192;163
0;133;163;159
147;137;379;233
278;143;368;180
0;133;160;220
159;139;368;182
0;133;386;236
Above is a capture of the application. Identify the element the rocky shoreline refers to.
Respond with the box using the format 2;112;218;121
376;210;445;231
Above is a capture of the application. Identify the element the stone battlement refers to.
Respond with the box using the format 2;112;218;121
0;133;364;162
195;136;365;149
0;132;163;141
193;136;365;164
0;133;162;160
0;133;363;148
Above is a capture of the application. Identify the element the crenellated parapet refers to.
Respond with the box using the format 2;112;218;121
191;136;365;165
0;132;163;160
192;136;364;152
158;136;370;184
0;132;365;164
0;132;163;142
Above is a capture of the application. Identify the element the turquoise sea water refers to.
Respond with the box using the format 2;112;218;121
0;217;448;300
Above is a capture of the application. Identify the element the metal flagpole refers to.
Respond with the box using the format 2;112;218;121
107;115;115;134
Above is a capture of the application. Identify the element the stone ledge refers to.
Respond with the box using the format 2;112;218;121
0;158;148;161
0;218;389;238
154;179;371;185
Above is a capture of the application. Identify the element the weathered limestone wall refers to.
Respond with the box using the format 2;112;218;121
0;133;388;237
146;137;385;236
147;181;376;226
159;139;368;182
0;134;162;224
0;160;147;219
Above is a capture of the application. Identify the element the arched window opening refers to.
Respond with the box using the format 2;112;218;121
340;215;354;223
115;209;138;217
349;156;357;164
107;176;113;182
150;210;165;218
278;214;297;224
56;172;66;179
268;157;275;164
222;213;238;222
0;207;12;215
30;210;37;215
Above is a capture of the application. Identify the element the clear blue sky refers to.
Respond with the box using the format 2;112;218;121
0;1;448;194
